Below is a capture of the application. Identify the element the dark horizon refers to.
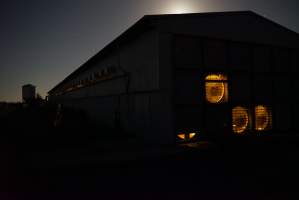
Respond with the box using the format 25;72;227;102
1;0;299;102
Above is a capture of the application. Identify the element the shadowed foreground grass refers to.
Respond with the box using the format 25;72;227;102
0;104;299;200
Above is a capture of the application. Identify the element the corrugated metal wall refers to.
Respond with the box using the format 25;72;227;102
49;30;176;144
173;34;299;138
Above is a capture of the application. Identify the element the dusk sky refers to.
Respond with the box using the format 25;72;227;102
0;0;298;102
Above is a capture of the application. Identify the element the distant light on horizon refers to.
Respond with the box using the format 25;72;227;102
166;1;198;14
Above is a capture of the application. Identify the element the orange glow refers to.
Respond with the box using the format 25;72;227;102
255;105;272;131
178;132;197;140
205;74;228;81
189;133;196;139
232;106;249;134
205;74;228;103
178;134;186;140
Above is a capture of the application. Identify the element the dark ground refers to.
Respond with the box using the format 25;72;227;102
0;104;299;200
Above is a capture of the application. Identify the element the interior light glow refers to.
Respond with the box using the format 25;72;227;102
255;105;272;131
205;74;228;103
232;106;249;134
189;133;196;139
205;74;228;81
178;133;186;140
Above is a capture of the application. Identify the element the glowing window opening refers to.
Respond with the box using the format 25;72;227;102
177;132;197;140
205;74;228;81
205;74;228;104
178;134;186;140
232;106;249;134
189;133;196;139
255;105;272;131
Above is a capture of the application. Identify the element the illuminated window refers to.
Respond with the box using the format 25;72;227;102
255;105;272;131
178;133;186;140
205;74;228;103
189;133;196;139
232;106;249;135
177;132;197;141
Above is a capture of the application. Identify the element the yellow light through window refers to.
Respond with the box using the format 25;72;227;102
189;133;196;139
177;132;197;141
255;105;272;131
205;74;228;103
232;106;249;134
205;74;228;81
178;134;186;140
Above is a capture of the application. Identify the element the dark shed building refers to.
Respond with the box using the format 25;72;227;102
48;11;299;144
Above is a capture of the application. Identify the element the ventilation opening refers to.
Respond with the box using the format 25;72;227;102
255;105;272;131
232;106;249;135
205;74;228;104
